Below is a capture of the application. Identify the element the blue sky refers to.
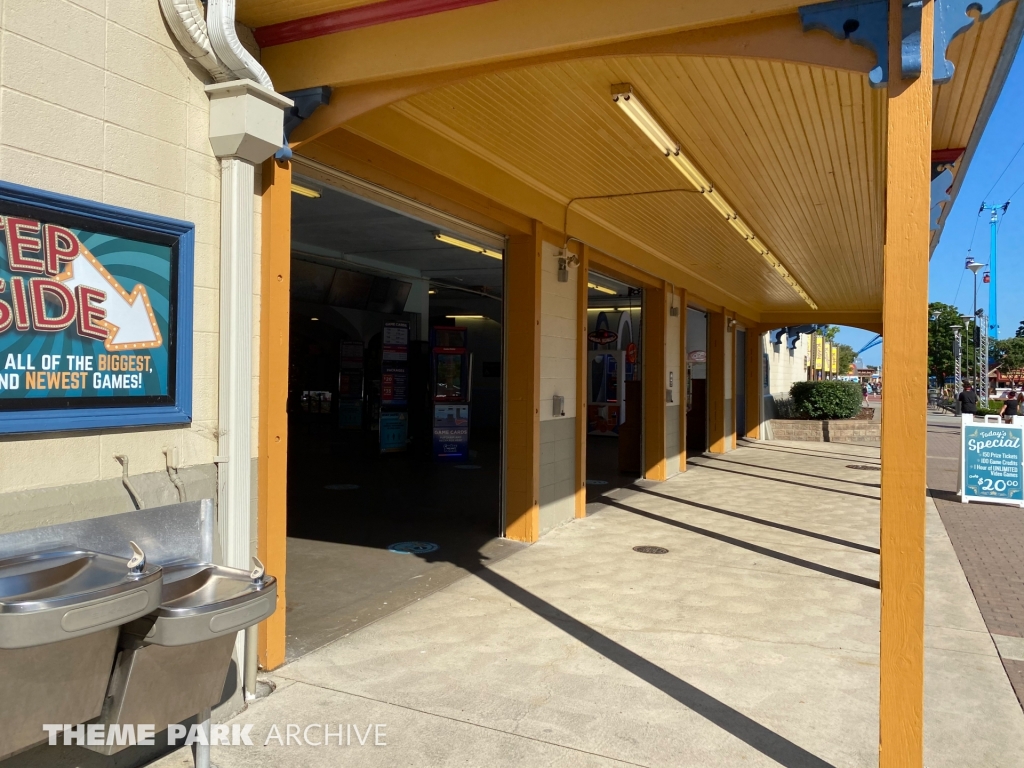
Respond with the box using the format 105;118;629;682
835;45;1024;366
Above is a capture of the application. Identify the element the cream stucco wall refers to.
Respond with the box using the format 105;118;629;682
0;0;261;528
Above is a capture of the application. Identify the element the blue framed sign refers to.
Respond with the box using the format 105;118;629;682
959;415;1024;507
0;181;193;434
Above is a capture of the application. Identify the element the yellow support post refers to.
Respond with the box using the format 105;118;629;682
679;289;688;471
707;310;727;454
745;326;762;439
644;283;667;480
257;157;291;671
574;244;590;518
879;1;932;765
504;226;542;542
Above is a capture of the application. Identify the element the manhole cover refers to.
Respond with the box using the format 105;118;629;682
633;545;669;555
845;465;880;471
325;483;360;490
586;479;608;486
388;541;440;555
454;464;481;470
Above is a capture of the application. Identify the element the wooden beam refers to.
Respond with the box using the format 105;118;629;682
285;14;874;142
644;283;667;481
707;310;726;454
257;157;291;671
679;289;688;471
745;325;762;439
504;226;542;542
878;1;932;766
575;244;590;519
758;310;882;334
265;0;809;93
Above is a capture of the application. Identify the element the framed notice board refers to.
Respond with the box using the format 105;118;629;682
0;181;194;434
959;414;1024;507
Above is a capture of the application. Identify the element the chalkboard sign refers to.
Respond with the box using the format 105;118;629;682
960;415;1024;507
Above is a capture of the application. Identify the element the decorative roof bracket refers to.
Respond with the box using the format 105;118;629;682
275;86;333;160
799;0;1013;87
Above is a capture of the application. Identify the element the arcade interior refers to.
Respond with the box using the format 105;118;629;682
283;168;516;659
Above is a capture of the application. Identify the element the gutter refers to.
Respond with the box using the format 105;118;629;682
159;0;291;709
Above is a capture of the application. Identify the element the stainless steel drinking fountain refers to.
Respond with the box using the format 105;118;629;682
0;498;281;761
88;557;277;754
0;543;163;761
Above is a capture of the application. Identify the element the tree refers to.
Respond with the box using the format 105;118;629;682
836;343;856;374
928;302;974;385
1015;319;1024;338
992;337;1024;387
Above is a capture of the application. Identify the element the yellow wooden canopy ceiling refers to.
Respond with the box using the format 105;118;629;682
279;1;1015;317
343;55;887;313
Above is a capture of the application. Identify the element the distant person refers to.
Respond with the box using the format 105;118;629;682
958;383;978;415
1000;390;1019;422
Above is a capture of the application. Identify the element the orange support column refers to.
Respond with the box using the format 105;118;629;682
504;226;542;542
879;1;932;765
643;283;667;480
678;290;688;471
707;310;726;454
257;157;291;671
574;245;590;518
745;327;762;439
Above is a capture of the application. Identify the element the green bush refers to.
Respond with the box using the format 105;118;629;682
789;380;863;420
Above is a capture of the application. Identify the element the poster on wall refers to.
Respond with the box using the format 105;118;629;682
432;403;470;458
959;416;1023;506
814;338;823;371
831;346;838;374
0;181;193;434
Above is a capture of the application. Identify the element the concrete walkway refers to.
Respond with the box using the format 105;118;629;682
155;441;1024;767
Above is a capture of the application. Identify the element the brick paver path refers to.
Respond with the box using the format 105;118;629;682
928;414;1024;710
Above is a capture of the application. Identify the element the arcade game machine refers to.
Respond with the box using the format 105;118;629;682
431;326;472;460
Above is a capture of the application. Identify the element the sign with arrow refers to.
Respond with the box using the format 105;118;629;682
0;181;193;434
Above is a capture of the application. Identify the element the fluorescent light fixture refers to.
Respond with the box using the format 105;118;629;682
428;289;436;295
611;83;816;309
291;183;321;199
310;317;319;321
588;282;617;295
667;152;711;193
703;189;736;220
446;315;485;319
435;232;503;260
729;216;755;240
611;85;677;156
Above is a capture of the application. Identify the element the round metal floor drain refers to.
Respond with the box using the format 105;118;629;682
324;483;360;490
586;479;609;486
454;464;481;470
845;465;880;471
388;541;440;555
633;545;669;555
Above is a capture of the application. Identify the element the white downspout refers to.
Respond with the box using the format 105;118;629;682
159;0;290;706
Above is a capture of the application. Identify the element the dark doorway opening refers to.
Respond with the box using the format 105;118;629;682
686;308;708;455
584;270;643;502
284;174;516;660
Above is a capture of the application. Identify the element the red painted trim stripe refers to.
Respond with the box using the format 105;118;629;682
255;0;500;48
931;148;965;164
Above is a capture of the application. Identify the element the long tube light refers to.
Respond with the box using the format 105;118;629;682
588;282;617;295
291;183;321;198
610;84;817;310
435;232;503;260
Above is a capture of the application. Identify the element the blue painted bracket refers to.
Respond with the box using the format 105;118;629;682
930;167;953;230
800;0;1011;87
275;86;332;161
771;328;788;345
934;0;1013;82
787;324;819;349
